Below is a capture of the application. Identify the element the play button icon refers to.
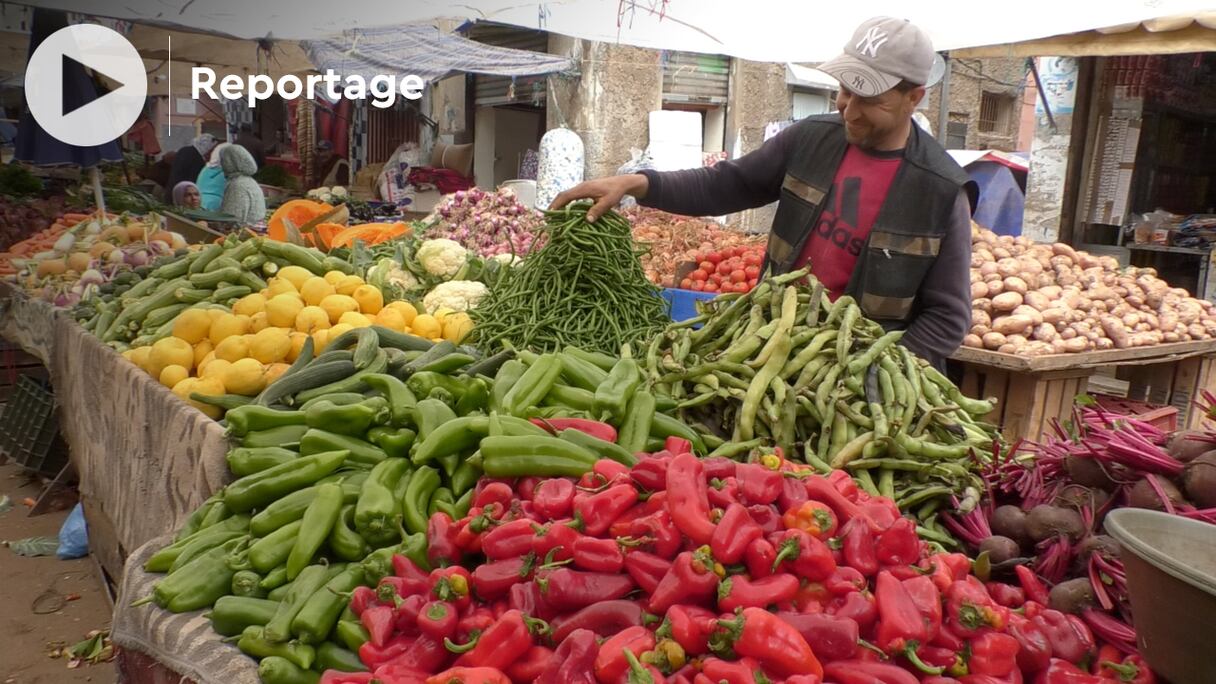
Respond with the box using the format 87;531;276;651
25;24;147;147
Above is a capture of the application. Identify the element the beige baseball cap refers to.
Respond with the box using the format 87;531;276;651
817;17;942;97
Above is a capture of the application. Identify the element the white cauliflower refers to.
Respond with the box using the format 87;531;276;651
367;257;421;299
416;238;468;278
423;280;488;313
307;187;330;199
491;253;522;267
330;186;348;198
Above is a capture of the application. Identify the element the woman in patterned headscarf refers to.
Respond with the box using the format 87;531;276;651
165;133;216;202
219;144;267;226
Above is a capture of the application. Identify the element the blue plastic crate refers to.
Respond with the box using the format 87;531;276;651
661;287;719;322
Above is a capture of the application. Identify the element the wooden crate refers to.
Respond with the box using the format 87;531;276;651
952;340;1216;441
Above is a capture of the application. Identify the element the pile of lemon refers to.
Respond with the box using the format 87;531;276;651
120;265;474;418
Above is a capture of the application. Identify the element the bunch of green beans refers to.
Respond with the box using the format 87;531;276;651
645;267;1002;543
471;203;669;355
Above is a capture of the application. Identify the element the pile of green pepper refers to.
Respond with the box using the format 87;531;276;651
645;268;1002;543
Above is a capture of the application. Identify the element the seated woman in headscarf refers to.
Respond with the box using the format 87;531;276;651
220;144;268;226
166;134;217;202
171;181;202;210
196;142;230;212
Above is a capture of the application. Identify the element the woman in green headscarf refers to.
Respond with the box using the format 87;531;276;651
219;144;267;226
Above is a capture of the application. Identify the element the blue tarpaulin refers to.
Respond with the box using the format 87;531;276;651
301;24;574;84
968;161;1026;237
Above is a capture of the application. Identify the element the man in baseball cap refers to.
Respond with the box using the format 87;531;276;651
554;17;975;370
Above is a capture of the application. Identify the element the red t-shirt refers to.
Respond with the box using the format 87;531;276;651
794;145;903;297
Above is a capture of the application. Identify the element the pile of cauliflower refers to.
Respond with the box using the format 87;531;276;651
365;237;515;315
307;186;348;204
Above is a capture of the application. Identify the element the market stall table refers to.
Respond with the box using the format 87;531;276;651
952;340;1216;441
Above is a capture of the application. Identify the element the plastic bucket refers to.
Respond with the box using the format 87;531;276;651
1104;508;1216;684
500;180;538;209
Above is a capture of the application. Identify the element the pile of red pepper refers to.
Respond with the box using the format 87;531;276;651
321;437;1153;684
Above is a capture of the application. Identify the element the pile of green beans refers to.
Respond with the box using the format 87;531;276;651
645;268;1002;542
471;203;669;355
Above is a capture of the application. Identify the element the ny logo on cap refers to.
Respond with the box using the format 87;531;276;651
856;26;889;58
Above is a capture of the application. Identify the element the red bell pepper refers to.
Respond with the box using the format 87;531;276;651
792;580;832;613
430;567;474;611
708;476;740;509
737;462;783;505
1034;659;1108;684
701;457;737;479
961;676;1025;684
648;548;722;614
361;604;395;647
775;611;859;662
624;550;673;594
505;582;547;622
428;512;463;568
920;553;972;593
1015;565;1050;607
825;566;867;595
320;672;376;684
664;435;692;454
532;478;576;521
470;555;533;601
711;503;764;564
783;500;838;539
874;570;928;655
779;476;811;514
946;577;1008;637
454;609;544;671
986;582;1026;609
380;576;429;603
902;575;943;642
875;517;920;566
627;509;682;559
712;607;824;679
659;605;717;656
456;605;496;641
359;635;415;670
772;529;837;581
536;627;599;684
530;520;579;562
575;483;638;537
1029;609;1095;667
350;585;379;616
594;626;657;683
481;519;538;560
748;504;784;535
473;481;515;511
1094;645;1155;684
378;633;450;676
551;599;650;642
822;660;920;684
394;594;428;634
622;650;665;684
370;662;427;684
418;600;459;641
803;474;877;531
425;666;511;684
572;535;625;573
968;632;1020;676
593;458;632;486
830;590;878;633
631;455;672;492
922;679;963;684
860;498;901;530
700;657;768;684
392;554;431;581
718;573;800;612
505;645;554;683
841;517;879;577
745;538;777;579
666;452;716;544
1005;615;1051;674
537;568;635;612
530;417;617;441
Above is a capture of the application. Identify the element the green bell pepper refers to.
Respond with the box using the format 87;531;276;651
224;405;306;438
239;626;315;670
367;426;416;459
304;397;389;437
363;373;417;426
207;596;280;636
298;430;387;467
223;450;349;513
226;447;298;477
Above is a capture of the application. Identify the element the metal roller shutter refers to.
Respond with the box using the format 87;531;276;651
662;52;731;105
467;24;550;107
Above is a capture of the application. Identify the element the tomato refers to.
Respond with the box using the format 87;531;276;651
690;280;704;292
744;265;760;279
680;278;693;289
709;273;723;285
705;252;723;264
714;262;731;276
744;253;763;267
690;269;708;281
747;278;758;289
703;281;719;293
726;269;743;283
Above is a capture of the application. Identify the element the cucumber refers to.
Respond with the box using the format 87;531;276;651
238;271;269;291
188;244;223;275
212;285;253;302
189;267;241;289
143;303;189;329
191;392;254;410
370;326;433;352
321;256;355;275
270;362;358;408
175;287;213;304
205;255;243;273
151;256;193;280
259;242;326;275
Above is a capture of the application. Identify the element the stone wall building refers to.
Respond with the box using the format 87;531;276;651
923;57;1034;152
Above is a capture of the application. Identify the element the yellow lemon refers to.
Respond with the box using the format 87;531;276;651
201;358;232;380
222;358;268;396
442;312;474;344
339;311;373;328
374;307;407;332
264;363;291;385
171;308;212;345
410;313;441;339
197;350;217;375
266;278;300;298
300;277;337;307
209;312;250;346
214;335;250;363
266;293;305;328
206;308;227;323
276;265;314;291
386;300;418;326
310;328;331;351
320;294;359;324
149;336;195;377
250;311;272;333
190;376;226;418
335;275;365;296
287;332;310;362
159;364;190;389
127;345;151;371
327;323;354;342
193;339;214;368
295;306;331;334
352;284;384;315
250;327;292;364
232;293;267;317
323;270;346;286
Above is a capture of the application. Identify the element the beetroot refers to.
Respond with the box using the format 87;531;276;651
978;535;1021;564
990;505;1030;547
1183;451;1216;508
1064;454;1115;490
1024;505;1085;543
1166;430;1216;463
1126;476;1188;511
1048;577;1095;615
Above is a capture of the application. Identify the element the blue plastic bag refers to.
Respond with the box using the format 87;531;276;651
57;503;89;559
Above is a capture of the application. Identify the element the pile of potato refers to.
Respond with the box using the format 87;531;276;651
966;225;1216;355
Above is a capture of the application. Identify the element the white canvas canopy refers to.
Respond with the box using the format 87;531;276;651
12;0;1216;62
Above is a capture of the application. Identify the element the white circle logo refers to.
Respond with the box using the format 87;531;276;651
24;24;147;147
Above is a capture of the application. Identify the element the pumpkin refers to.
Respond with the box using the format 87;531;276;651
267;199;334;243
329;222;410;249
310;222;347;251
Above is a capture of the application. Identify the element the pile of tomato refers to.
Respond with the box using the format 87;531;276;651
678;245;765;293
